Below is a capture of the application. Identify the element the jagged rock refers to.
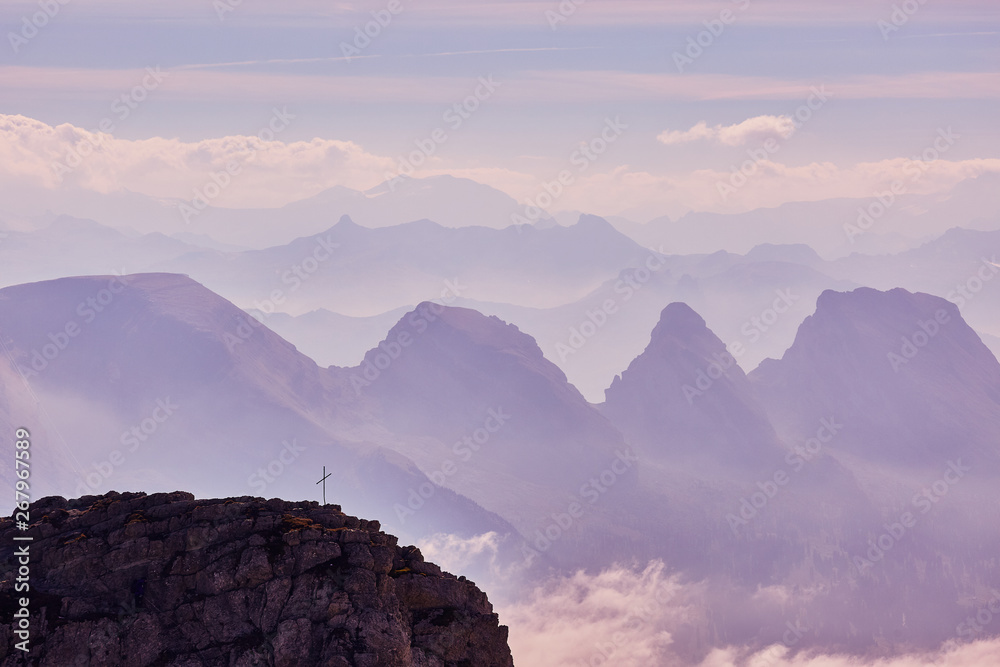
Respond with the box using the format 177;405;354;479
0;491;514;667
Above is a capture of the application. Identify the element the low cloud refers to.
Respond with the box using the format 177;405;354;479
495;562;1000;667
659;115;797;146
557;157;1000;221
701;640;1000;667
498;561;703;666
0;114;393;208
3;113;998;223
416;531;504;578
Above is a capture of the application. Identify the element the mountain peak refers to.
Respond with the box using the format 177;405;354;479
351;302;630;494
649;302;710;343
398;218;447;232
371;302;550;378
572;214;619;234
602;302;781;468
750;287;1000;465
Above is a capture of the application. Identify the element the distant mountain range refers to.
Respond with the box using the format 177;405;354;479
0;175;547;249
618;172;1000;259
3;171;998;259
4;199;1000;406
2;274;1000;652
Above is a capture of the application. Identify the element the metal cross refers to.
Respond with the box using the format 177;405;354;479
316;465;332;505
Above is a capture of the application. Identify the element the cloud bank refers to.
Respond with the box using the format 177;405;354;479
496;562;1000;667
0;114;392;208
3;114;999;220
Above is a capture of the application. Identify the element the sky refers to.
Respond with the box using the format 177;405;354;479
1;0;998;221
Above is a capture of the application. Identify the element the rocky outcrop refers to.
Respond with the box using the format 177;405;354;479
0;491;514;667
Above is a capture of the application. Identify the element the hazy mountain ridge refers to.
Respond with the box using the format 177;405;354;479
5;188;1000;408
621;172;1000;259
0;175;544;250
0;274;519;548
3;274;1000;654
601;302;784;471
750;287;1000;468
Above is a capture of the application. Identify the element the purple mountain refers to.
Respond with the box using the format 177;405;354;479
601;302;783;471
750;287;1000;468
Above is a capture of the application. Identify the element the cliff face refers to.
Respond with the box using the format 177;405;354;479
0;492;514;667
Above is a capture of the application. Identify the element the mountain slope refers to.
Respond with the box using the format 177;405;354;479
0;274;518;545
601;302;783;472
346;301;637;538
750;287;1000;468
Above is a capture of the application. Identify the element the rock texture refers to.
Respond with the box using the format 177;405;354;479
0;491;514;667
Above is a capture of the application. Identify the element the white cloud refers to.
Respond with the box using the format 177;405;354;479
0;114;394;208
498;561;702;666
497;562;1000;667
554;157;1000;221
700;640;1000;667
416;531;504;577
659;115;798;146
3;113;998;222
658;121;718;146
